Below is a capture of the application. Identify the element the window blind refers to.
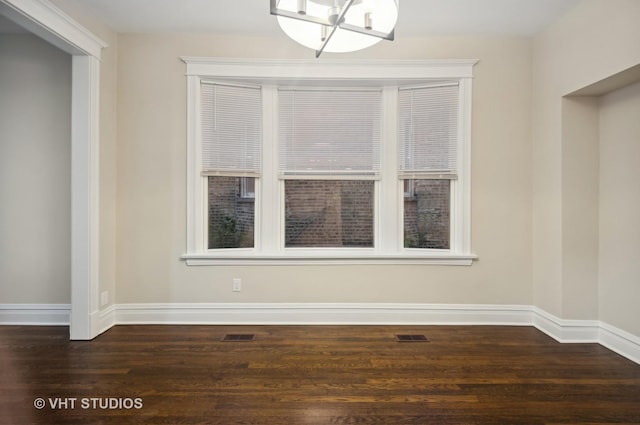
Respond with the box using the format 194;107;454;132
200;82;262;176
278;88;381;179
398;83;459;179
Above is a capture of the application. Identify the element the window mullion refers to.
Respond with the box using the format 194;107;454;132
260;85;280;255
378;87;400;254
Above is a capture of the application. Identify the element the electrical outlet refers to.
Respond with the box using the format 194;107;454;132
232;278;242;292
100;291;109;306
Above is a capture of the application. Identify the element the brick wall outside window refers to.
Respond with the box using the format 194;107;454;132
207;176;254;249
404;180;450;249
285;180;374;248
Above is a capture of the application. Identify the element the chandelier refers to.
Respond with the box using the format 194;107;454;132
270;0;399;57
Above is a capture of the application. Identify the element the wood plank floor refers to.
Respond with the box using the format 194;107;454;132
1;325;639;425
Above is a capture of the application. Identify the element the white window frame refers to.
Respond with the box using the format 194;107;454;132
181;58;477;265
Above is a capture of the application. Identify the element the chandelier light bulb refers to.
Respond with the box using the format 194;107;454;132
297;0;307;14
364;11;372;30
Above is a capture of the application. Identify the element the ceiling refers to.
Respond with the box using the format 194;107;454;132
47;0;583;37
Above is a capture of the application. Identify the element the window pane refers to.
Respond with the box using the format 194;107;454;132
285;180;374;248
404;179;450;249
208;176;255;249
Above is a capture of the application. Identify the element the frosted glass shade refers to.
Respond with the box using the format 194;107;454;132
275;0;398;53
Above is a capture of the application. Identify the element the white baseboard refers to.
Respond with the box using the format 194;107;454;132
113;302;534;326
531;307;600;343
0;304;71;325
2;302;638;364
598;322;640;365
96;304;116;336
530;307;640;364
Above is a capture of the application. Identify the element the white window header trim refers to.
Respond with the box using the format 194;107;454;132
180;57;478;83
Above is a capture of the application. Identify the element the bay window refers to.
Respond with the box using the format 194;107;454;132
182;58;476;265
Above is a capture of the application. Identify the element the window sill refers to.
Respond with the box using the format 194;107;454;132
181;253;477;266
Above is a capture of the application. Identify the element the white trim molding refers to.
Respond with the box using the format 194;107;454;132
70;54;102;340
531;307;639;364
182;254;477;266
599;322;640;365
113;303;532;326
531;307;600;343
1;302;638;364
180;57;478;82
0;304;70;325
97;304;116;336
0;0;106;57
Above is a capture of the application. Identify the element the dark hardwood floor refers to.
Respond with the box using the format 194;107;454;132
1;325;639;424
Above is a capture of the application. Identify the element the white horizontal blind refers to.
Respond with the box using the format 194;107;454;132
201;82;262;176
398;83;459;179
278;89;381;179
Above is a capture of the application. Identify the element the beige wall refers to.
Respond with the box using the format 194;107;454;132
560;96;600;320
598;81;640;336
113;33;533;305
0;34;71;304
532;0;640;327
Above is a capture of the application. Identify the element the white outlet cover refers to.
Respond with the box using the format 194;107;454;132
232;278;242;292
